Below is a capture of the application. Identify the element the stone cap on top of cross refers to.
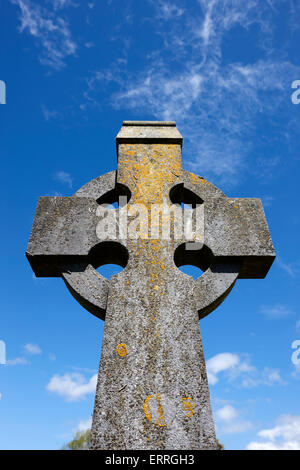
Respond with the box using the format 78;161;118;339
116;120;183;149
122;121;176;126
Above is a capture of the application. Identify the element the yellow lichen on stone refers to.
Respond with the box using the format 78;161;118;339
144;395;154;423
156;393;167;427
144;393;167;427
116;343;128;357
119;143;182;206
181;397;195;418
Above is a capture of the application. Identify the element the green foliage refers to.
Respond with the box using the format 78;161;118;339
216;439;224;450
62;429;91;450
62;429;224;450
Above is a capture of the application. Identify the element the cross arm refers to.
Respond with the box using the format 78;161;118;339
204;197;275;278
26;196;99;277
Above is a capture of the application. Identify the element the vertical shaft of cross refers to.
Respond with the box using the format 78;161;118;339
90;123;217;450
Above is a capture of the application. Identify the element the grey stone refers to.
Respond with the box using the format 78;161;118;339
26;120;275;450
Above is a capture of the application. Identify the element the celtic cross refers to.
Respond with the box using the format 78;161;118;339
26;121;275;449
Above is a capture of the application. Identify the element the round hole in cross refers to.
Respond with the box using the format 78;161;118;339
169;183;203;208
96;183;131;209
178;264;204;279
88;241;129;279
96;264;124;279
174;243;214;280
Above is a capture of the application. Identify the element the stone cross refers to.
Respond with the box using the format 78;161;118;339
26;121;275;450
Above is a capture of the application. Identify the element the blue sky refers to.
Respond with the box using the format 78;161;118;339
1;0;300;450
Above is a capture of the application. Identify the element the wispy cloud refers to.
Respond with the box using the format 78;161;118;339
11;0;77;69
207;352;283;387
46;372;97;401
24;343;42;355
84;41;95;49
44;190;63;197
54;170;73;187
83;0;299;187
222;420;253;434
111;59;298;186
42;105;59;121
215;404;252;435
153;1;184;20
51;0;77;10
241;367;284;388
276;256;299;277
260;303;294;319
197;0;216;46
261;196;274;207
246;414;300;450
5;357;29;366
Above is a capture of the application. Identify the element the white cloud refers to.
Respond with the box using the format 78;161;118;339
197;0;216;46
46;372;97;401
114;66;204;121
154;1;184;20
216;404;238;422
220;418;253;435
260;304;293;319
222;421;253;434
24;343;42;355
215;403;252;435
206;352;240;385
11;0;77;69
207;352;283;387
247;415;300;450
6;357;29;366
54;170;73;187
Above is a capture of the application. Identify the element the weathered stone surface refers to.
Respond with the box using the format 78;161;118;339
26;120;275;450
91;260;216;449
26;197;99;277
181;171;274;278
